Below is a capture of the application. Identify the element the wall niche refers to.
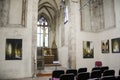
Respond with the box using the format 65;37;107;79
0;0;27;27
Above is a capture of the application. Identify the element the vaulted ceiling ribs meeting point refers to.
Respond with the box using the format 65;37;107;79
38;0;61;26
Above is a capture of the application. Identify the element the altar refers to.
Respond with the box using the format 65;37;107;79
37;47;58;69
44;55;54;64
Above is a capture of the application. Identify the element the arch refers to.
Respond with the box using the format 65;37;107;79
38;6;54;23
38;1;59;12
38;13;51;28
38;2;57;12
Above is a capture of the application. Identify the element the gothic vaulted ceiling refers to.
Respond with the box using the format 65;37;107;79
38;0;61;26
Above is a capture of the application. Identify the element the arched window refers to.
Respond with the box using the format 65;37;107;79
37;17;49;47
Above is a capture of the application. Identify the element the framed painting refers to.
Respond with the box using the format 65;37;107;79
5;39;22;60
101;40;109;53
111;38;120;53
83;41;94;58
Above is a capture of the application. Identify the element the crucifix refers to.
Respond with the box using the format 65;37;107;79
42;22;46;47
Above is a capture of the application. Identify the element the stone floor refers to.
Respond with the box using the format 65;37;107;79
2;77;50;80
2;65;67;80
37;66;67;74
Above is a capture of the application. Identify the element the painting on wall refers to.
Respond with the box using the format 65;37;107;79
83;41;94;58
5;39;22;60
111;38;120;53
101;40;109;53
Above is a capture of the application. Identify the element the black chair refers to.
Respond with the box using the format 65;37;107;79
101;76;116;80
90;70;102;78
103;70;115;77
78;67;87;73
52;70;65;79
76;72;90;80
118;70;120;75
92;67;101;71
93;78;100;80
88;78;100;80
60;74;74;80
100;66;109;73
66;69;77;76
116;75;120;80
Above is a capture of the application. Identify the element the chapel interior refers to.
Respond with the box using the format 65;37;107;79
0;0;120;79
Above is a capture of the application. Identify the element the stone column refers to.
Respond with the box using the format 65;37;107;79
68;0;79;69
32;0;38;77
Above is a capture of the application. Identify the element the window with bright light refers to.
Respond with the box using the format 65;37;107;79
37;17;49;47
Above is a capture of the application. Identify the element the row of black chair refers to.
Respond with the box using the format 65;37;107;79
60;75;120;80
51;69;115;80
52;66;109;78
61;66;109;77
51;67;119;80
76;69;115;80
52;68;87;78
53;73;119;80
92;66;109;73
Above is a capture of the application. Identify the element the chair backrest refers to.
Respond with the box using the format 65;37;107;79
118;69;120;75
116;75;120;80
66;69;77;76
103;70;115;77
76;72;90;80
95;61;102;67
92;67;101;71
78;67;87;73
101;76;116;80
60;74;74;80
93;78;100;80
91;70;102;78
101;66;109;73
52;70;65;78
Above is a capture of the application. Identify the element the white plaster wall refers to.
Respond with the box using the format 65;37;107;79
76;32;99;72
0;0;34;79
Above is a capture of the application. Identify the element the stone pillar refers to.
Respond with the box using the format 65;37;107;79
32;0;38;77
68;0;80;69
